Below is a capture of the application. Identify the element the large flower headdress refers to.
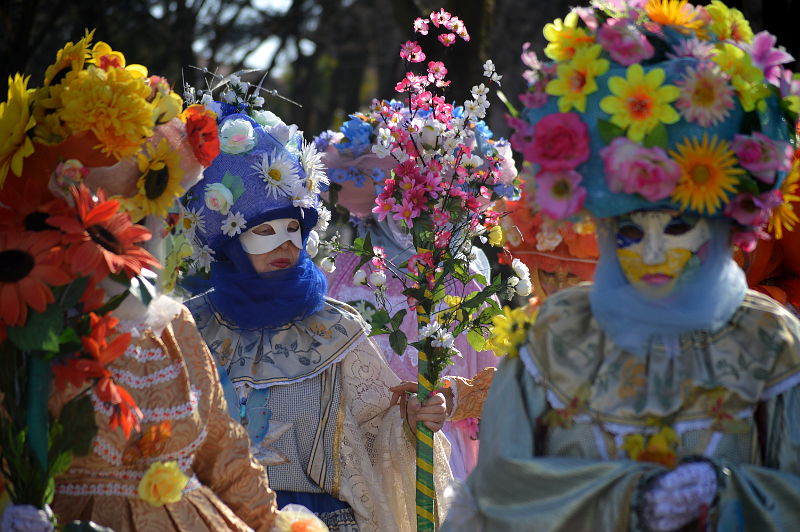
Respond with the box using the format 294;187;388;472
509;0;800;250
182;74;328;272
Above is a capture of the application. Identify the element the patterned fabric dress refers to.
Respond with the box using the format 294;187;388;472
51;304;276;532
446;285;800;531
188;295;452;532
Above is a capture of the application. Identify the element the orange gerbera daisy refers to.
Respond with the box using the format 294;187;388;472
0;178;71;235
646;0;707;38
181;104;220;167
0;230;71;326
49;184;159;282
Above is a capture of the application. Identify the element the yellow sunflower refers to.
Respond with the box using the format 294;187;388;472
600;64;680;142
43;29;94;86
543;11;595;62
645;0;707;38
125;138;185;219
712;43;769;112
0;74;36;188
706;0;753;43
768;155;800;239
546;44;610;112
57;65;155;159
669;134;743;215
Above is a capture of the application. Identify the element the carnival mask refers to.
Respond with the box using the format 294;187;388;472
240;218;302;254
615;210;711;299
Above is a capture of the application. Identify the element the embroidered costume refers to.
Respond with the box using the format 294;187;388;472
446;2;800;530
182;94;451;531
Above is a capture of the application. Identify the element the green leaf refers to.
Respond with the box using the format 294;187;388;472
467;329;487;352
54;395;98;457
389;330;408;357
496;89;519;117
56;277;90;309
597;118;625;144
48;450;73;478
221;171;246;202
390;309;407;328
736;175;761;195
7;303;64;352
642;123;668;149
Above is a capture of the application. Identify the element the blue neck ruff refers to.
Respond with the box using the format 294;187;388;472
200;239;327;330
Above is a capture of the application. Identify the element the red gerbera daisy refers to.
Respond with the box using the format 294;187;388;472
0;231;72;327
49;184;160;282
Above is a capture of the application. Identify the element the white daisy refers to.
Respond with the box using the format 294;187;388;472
221;211;247;237
420;320;441;339
314;206;331;233
192;244;215;272
251;151;301;199
300;139;328;193
182;204;206;238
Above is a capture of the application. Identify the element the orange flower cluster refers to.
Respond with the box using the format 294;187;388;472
181;104;220;167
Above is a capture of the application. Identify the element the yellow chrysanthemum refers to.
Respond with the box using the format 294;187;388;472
706;0;753;43
712;43;769;112
645;0;707;38
768;155;800;239
57;65;155;159
0;74;36;188
546;44;610;113
125;137;186;219
43;29;94;86
600;64;680;141
543;11;595;62
669;134;743;214
485;305;537;358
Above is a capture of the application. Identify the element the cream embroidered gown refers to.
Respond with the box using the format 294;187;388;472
188;296;452;532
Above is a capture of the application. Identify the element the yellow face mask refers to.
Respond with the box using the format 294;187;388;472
615;210;711;299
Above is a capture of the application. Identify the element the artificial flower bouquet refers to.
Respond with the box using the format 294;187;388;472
271;504;329;532
0;31;216;528
328;9;526;531
507;0;800;253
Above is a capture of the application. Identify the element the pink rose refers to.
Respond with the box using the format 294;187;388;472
601;137;680;202
732;132;793;184
598;19;655;66
530;113;590;171
536;169;587;219
724;190;783;227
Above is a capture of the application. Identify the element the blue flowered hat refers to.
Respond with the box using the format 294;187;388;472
509;1;798;241
183;107;327;259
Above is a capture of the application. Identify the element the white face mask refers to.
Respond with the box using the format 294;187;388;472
239;218;302;254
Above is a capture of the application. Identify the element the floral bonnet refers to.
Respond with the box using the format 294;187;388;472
508;0;800;248
183;76;328;267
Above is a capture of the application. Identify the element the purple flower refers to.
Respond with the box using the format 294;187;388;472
748;31;794;85
732;132;793;184
724;190;782;227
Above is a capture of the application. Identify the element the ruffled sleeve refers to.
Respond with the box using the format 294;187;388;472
173;309;278;532
445;367;496;421
448;356;658;532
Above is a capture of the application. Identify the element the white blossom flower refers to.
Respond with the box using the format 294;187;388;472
372;143;392;159
482;59;496;77
320;256;336;273
306;230;320;258
471;83;489;98
369;270;387;287
420;320;441;339
220;211;247;237
515;278;532;297
507;275;520;287
219;119;256;154
204;182;234;215
192;244;215;272
353;269;367;285
431;329;455;350
251;151;301;199
222;89;237;104
182;204;206;238
251;96;265;107
511;258;530;279
314;206;331;233
490;72;503;85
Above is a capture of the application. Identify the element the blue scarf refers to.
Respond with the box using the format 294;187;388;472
195;239;327;330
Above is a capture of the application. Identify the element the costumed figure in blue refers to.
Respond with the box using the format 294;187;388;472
444;1;800;531
181;84;452;532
